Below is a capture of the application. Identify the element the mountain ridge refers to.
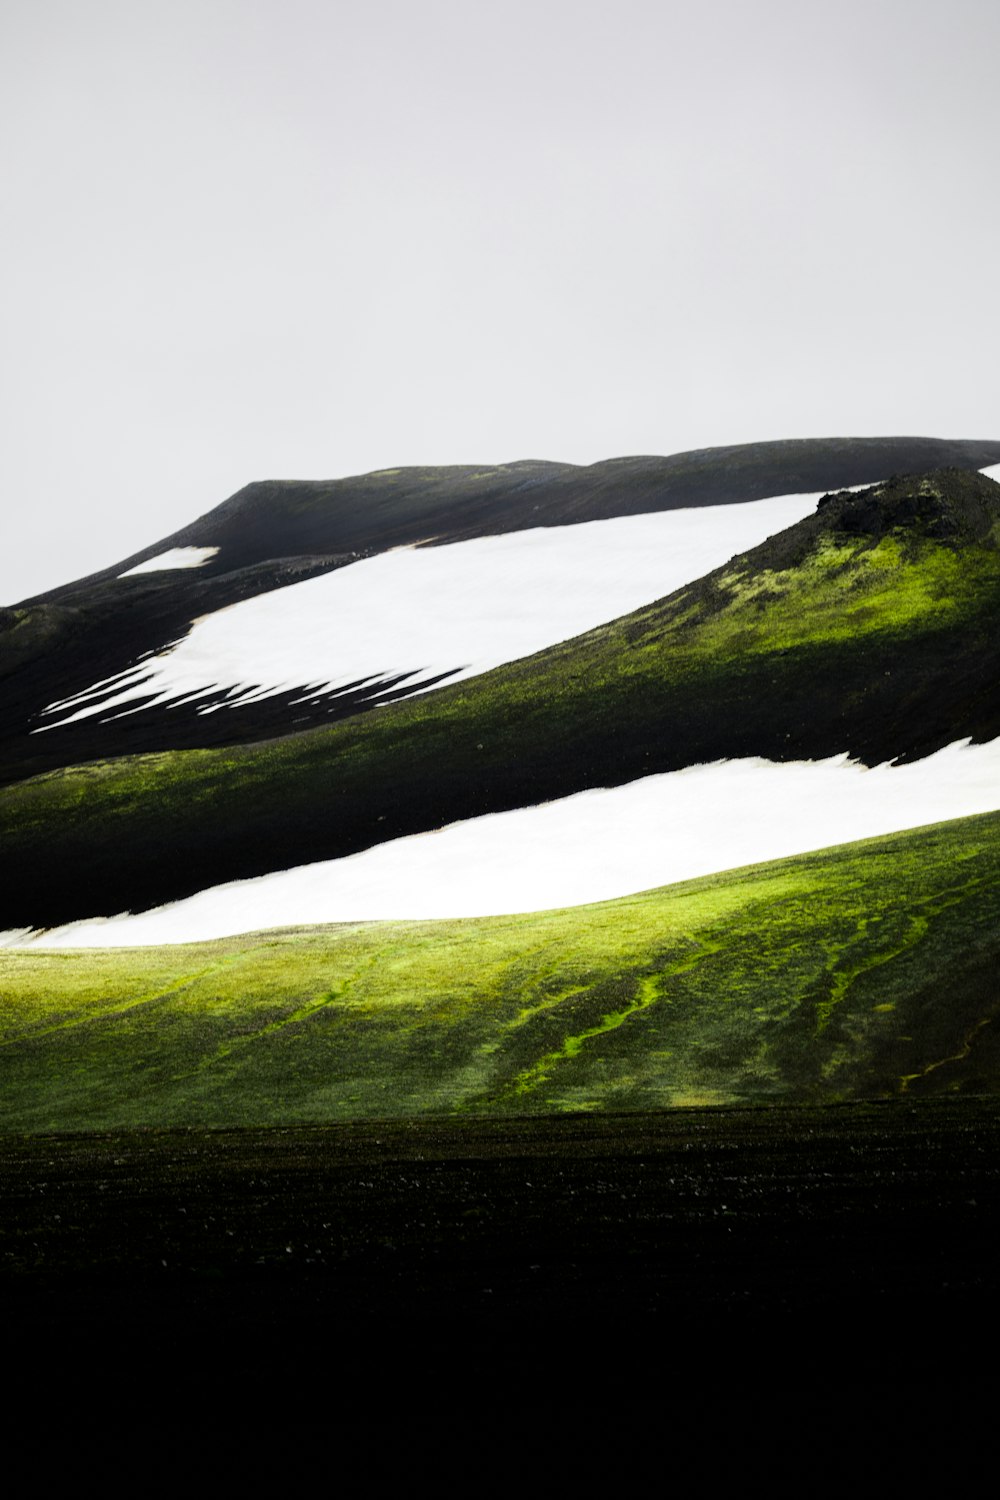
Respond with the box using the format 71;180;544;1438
4;437;1000;788
4;463;999;931
23;435;1000;605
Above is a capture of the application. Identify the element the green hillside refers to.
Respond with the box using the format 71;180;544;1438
4;468;1000;929
3;810;999;1133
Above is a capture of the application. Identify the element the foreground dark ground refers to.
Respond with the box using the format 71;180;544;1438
4;1099;998;1384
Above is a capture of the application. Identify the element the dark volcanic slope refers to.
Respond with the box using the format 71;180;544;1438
4;467;1000;930
3;435;999;785
29;436;1000;596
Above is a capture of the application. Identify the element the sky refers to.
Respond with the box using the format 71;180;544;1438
3;0;999;604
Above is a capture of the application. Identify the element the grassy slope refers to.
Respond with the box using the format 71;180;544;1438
3;811;999;1132
4;470;1000;928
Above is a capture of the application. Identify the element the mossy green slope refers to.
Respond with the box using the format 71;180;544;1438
2;811;999;1132
3;468;1000;929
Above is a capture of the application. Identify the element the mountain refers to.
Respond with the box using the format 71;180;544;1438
5;434;1000;1365
2;435;1000;1118
5;433;1000;786
3;452;1000;934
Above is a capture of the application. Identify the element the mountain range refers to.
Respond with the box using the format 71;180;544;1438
3;434;1000;1128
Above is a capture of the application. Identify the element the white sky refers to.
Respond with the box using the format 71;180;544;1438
3;0;1000;604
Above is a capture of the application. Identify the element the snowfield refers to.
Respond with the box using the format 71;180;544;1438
118;547;220;575
39;491;827;729
8;738;1000;948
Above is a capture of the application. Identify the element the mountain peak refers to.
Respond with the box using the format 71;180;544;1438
818;466;1000;545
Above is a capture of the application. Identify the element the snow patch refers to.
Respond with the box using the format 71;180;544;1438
119;547;219;576
10;737;1000;948
38;491;829;730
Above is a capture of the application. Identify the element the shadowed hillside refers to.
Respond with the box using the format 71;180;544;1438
4;466;999;929
3;435;999;783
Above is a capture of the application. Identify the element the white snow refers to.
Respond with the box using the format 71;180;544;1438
979;463;1000;485
118;547;220;576
38;491;829;730
9;737;1000;948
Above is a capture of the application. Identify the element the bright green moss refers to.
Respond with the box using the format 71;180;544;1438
2;811;999;1131
6;521;999;856
691;532;999;660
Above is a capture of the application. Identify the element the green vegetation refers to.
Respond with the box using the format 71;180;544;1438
4;470;1000;928
3;811;999;1133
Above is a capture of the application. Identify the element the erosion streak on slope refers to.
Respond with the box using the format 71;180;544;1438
509;939;723;1101
900;1018;995;1094
0;965;219;1048
170;957;379;1082
2;814;999;1131
815;871;994;1036
3;470;1000;930
816;915;928;1036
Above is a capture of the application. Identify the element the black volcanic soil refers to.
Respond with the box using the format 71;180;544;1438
4;1100;999;1384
